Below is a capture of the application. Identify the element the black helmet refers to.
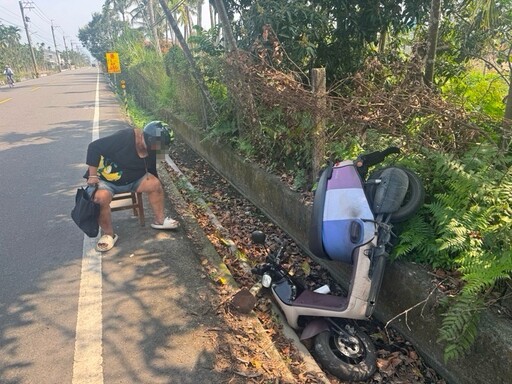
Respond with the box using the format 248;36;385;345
143;121;172;147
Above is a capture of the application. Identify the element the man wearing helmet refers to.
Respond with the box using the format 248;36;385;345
84;121;178;252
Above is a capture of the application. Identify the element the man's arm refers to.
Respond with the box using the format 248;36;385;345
86;166;100;185
146;151;158;178
84;138;105;184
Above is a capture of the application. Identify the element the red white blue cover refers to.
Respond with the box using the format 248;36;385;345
321;161;376;263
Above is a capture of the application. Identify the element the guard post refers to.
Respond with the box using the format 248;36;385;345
120;79;128;112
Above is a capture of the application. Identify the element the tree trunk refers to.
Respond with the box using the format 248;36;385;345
311;68;326;184
502;67;512;151
209;3;215;27
186;6;193;38
213;0;237;52
148;0;162;56
197;1;203;28
378;26;387;54
157;0;216;117
424;0;441;87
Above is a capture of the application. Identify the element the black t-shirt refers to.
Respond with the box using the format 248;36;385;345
84;129;157;185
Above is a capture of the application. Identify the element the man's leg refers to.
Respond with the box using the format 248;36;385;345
136;174;166;224
93;189;115;236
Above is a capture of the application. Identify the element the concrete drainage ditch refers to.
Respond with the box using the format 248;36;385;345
160;110;512;384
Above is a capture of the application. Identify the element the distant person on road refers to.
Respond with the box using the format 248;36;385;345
84;121;179;252
4;65;14;85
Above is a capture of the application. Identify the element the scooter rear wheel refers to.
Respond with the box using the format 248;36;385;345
313;322;376;381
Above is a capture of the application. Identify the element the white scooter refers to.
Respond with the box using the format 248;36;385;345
251;147;424;381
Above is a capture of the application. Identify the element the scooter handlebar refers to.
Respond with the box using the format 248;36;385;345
356;146;400;177
251;263;273;275
360;146;400;166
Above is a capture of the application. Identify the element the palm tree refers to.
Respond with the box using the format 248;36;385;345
0;24;22;71
129;0;165;53
0;25;22;49
104;0;137;24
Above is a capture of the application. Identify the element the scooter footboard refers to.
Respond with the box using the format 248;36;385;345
274;243;381;329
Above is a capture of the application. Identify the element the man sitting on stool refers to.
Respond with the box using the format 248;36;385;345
84;121;178;252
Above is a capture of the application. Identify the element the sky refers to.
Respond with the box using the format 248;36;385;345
0;0;105;54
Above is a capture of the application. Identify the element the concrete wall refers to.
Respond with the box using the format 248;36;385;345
161;110;512;384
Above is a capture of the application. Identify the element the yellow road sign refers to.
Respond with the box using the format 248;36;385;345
106;52;121;74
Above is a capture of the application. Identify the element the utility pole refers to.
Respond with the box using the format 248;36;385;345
19;0;39;77
70;40;79;67
50;21;61;72
62;35;70;69
71;40;81;67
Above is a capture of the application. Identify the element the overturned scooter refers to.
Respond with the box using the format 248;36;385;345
251;147;424;381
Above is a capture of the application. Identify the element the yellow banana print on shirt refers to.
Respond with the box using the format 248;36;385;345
98;156;122;181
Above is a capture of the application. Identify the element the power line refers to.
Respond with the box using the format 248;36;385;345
0;2;55;47
31;31;55;47
32;2;52;24
24;17;54;42
0;4;20;19
22;2;59;43
0;17;24;29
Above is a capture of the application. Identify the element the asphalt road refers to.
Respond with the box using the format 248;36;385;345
0;69;105;384
0;69;225;384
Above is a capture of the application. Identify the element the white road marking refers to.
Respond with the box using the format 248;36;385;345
72;71;103;384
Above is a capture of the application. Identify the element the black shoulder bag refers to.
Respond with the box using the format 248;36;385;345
71;185;100;237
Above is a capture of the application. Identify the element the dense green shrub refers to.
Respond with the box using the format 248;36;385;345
441;70;508;119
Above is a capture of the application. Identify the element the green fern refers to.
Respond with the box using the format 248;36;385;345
392;214;440;265
438;293;482;362
438;254;512;361
393;145;511;360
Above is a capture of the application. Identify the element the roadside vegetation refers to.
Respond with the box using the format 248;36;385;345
77;0;511;362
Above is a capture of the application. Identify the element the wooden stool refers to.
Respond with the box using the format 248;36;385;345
110;192;145;226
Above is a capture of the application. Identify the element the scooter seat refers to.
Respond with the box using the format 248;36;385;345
293;290;349;311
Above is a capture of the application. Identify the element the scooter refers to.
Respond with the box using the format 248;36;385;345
251;147;424;381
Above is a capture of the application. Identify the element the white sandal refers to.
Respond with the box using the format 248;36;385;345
96;234;119;252
151;217;179;230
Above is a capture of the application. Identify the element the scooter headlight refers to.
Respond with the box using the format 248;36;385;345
261;273;272;288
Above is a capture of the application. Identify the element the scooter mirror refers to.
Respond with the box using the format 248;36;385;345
251;230;266;244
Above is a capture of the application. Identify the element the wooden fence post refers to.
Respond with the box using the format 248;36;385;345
311;68;326;184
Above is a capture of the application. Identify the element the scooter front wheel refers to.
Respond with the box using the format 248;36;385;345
313;323;376;381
